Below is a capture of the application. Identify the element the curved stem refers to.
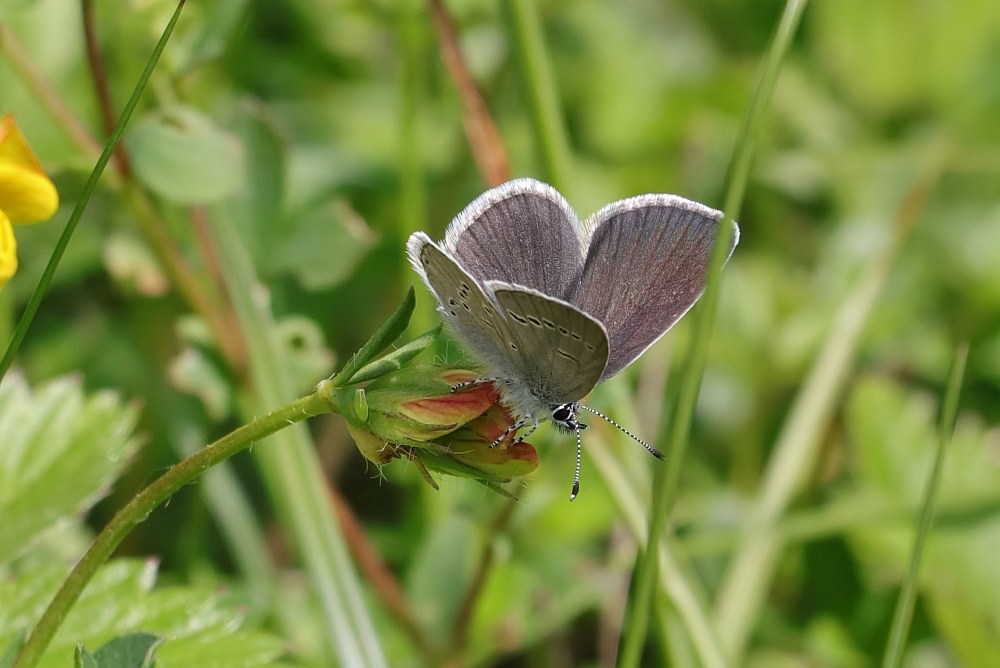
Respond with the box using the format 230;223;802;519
13;388;330;668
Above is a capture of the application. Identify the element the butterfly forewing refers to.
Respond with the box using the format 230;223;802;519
569;196;738;380
488;281;609;405
407;233;519;377
444;179;585;298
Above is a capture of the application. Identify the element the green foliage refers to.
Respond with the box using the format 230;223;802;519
2;560;285;668
0;377;288;668
2;0;999;666
127;107;245;205
75;633;161;668
0;376;139;564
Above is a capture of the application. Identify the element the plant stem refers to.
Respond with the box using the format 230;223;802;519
207;203;387;667
12;389;329;668
502;0;569;191
428;0;511;187
617;1;809;665
0;1;186;384
713;148;946;658
882;342;969;668
80;0;131;176
0;21;103;160
448;497;518;655
588;435;728;668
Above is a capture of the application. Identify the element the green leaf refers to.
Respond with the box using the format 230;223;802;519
333;288;416;387
126;107;245;204
0;375;140;564
347;326;441;385
405;516;478;646
267;199;377;290
226;106;287;265
1;637;23;668
847;375;1000;512
0;560;286;668
73;645;97;668
76;633;161;668
273;315;335;393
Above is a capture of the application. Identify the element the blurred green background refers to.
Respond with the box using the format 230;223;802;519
1;0;999;666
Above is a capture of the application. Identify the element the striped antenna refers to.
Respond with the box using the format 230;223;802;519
576;404;664;460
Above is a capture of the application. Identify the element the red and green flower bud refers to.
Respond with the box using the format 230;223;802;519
323;365;538;485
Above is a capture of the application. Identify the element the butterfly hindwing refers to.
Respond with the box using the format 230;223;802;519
444;179;585;298
407;233;519;378
568;195;738;380
488;281;609;405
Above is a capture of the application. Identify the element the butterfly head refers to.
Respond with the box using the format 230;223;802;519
550;403;588;433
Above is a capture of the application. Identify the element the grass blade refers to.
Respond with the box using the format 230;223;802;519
617;1;809;665
207;203;387;668
0;1;186;383
881;342;969;668
501;0;570;191
712;147;946;658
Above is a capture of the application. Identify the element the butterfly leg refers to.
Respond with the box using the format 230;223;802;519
510;416;539;445
489;414;535;448
450;377;501;393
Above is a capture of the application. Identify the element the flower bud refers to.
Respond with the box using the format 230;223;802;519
324;365;537;485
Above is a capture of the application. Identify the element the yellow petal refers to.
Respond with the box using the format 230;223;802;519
0;115;59;224
0;210;17;289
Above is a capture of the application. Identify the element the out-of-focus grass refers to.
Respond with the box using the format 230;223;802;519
2;0;999;666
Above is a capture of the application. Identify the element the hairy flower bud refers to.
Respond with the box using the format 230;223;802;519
324;365;537;487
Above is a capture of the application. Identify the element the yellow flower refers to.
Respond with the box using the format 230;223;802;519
0;114;60;288
1;210;16;286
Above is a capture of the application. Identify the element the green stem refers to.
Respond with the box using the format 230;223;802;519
12;389;329;668
502;0;570;190
207;203;387;667
617;1;809;666
712;145;944;659
397;0;431;332
0;0;186;383
0;21;103;160
588;436;728;668
882;342;969;668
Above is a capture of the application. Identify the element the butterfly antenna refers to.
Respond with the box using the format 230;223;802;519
570;421;583;501
576;404;664;460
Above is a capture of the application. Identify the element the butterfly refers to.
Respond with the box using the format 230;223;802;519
407;178;738;497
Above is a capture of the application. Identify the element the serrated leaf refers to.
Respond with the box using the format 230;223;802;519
80;633;161;668
846;375;1000;511
0;560;286;668
0;375;141;564
844;375;1000;662
126;107;245;204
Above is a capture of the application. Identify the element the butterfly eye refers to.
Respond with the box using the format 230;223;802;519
551;405;573;422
